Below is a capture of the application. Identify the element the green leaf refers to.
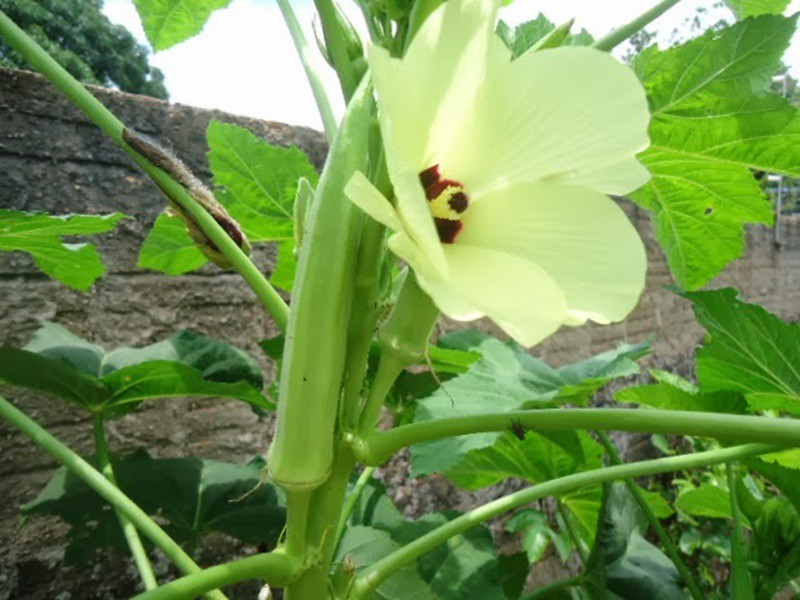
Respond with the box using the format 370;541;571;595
117;454;285;545
685;288;800;413
21;464;127;565
103;330;263;387
446;430;603;491
1;323;270;416
25;321;107;376
23;453;285;554
334;526;437;600
631;15;797;289
616;382;748;414
207;120;318;240
506;509;569;564
724;0;790;18
495;14;592;58
584;483;688;600
132;0;233;51
100;360;270;414
675;484;735;521
0;210;125;291
137;212;207;275
0;348;108;409
390;513;511;599
410;338;648;477
138;121;318;290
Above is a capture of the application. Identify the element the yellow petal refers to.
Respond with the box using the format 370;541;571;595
369;0;500;170
418;244;568;347
459;182;647;324
442;46;650;196
345;171;403;231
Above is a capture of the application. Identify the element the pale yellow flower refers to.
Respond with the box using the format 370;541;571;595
346;0;650;347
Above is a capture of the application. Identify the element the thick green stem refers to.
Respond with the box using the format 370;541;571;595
130;551;300;600
596;431;703;600
92;415;157;591
335;466;376;550
275;0;338;141
0;8;289;331
593;0;683;51
285;446;358;599
349;443;778;597
354;409;800;465
521;575;582;600
0;396;227;600
727;462;755;598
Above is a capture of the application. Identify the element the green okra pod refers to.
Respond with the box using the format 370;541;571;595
267;79;373;491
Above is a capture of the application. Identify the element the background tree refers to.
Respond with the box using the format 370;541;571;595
0;0;167;99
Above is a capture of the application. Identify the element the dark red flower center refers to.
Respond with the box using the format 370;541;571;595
419;164;469;244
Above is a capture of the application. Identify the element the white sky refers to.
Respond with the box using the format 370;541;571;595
103;0;800;131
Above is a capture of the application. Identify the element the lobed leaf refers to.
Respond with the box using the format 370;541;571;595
686;288;800;414
0;210;126;291
724;0;790;18
410;337;648;477
632;15;798;289
132;0;233;51
1;323;270;416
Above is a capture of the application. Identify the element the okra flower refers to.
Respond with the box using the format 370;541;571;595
345;0;651;347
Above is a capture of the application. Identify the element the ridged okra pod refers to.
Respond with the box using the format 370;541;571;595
268;80;373;490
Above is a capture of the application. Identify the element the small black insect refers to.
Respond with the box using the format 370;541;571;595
510;419;527;441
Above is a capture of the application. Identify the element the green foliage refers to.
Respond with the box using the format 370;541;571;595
685;288;800;414
138;121;318;290
133;0;233;52
410;335;649;477
724;0;790;18
0;0;167;98
23;453;285;563
495;13;592;58
617;378;749;414
584;483;688;599
335;526;437;599
343;478;528;599
631;15;798;289
0;322;270;417
675;483;735;521
0;210;126;291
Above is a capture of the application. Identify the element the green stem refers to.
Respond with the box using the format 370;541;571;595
593;0;683;51
0;8;289;332
314;0;361;99
275;0;338;141
92;415;157;591
596;431;704;600
727;462;755;598
130;551;300;600
349;443;778;597
555;501;588;565
354;409;800;465
285;446;358;599
521;575;582;600
341;139;390;431
284;490;312;558
335;466;376;550
358;352;407;435
0;396;227;600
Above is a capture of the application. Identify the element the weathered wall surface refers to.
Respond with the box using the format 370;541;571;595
1;67;799;598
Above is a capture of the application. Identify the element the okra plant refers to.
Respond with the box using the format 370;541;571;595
2;0;800;598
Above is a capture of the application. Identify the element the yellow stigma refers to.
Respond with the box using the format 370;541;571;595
429;184;467;220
